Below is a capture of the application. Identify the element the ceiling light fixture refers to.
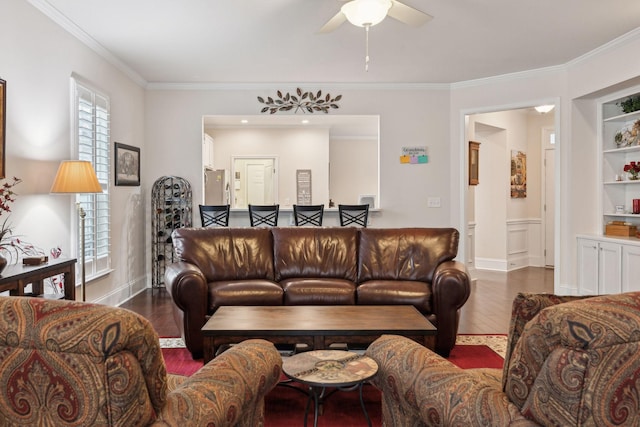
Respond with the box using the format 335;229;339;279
341;0;391;27
535;105;555;114
341;0;392;72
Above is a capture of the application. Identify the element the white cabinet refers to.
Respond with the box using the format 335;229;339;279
576;236;640;295
577;238;599;295
622;244;640;292
576;238;622;294
203;134;215;169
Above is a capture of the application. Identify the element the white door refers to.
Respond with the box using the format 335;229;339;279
542;128;556;267
544;149;555;266
247;163;266;205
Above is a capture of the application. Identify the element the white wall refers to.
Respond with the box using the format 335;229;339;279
209;127;330;207
2;1;146;304
329;137;378;206
9;2;640;303
144;87;453;230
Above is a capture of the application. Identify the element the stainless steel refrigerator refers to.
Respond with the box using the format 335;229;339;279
204;169;230;205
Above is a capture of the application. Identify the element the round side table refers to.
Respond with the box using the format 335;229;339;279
282;349;378;427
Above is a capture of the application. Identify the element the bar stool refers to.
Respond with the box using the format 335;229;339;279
338;204;369;227
199;204;230;227
293;204;324;226
249;204;279;227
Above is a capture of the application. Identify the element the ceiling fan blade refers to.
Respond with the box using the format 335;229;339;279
387;0;433;27
319;11;347;33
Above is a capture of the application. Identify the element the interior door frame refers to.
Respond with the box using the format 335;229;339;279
459;100;560;291
231;155;278;208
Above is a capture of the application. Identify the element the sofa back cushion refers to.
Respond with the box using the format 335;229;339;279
357;228;459;283
172;227;275;281
272;227;358;282
504;292;640;426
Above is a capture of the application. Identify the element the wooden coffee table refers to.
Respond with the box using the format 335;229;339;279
201;305;436;363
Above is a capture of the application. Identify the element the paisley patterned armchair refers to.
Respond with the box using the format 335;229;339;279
0;296;282;426
366;292;640;426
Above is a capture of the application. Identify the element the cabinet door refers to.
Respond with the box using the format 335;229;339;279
599;241;622;294
577;238;599;295
622;244;640;292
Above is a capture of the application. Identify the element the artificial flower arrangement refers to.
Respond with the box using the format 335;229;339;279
0;177;40;263
624;161;640;180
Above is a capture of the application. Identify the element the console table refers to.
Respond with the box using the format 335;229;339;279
0;258;77;300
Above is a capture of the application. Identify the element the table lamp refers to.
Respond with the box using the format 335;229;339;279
50;160;103;301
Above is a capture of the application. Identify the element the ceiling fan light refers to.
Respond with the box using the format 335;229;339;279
341;0;392;27
535;105;555;114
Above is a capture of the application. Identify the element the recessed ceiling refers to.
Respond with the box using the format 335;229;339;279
31;0;640;85
203;115;379;139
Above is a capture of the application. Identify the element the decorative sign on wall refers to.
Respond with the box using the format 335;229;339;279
510;150;527;198
296;169;312;205
400;146;428;164
258;88;341;114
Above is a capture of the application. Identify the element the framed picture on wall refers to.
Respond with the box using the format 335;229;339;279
469;141;480;185
114;142;140;186
0;79;5;179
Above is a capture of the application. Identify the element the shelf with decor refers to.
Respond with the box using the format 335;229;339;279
601;91;640;236
576;91;640;296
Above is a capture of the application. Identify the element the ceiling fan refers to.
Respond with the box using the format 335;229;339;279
319;0;433;33
319;0;433;71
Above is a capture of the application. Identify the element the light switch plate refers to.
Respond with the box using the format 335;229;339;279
427;197;441;208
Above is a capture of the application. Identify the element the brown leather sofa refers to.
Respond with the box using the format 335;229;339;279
165;226;470;359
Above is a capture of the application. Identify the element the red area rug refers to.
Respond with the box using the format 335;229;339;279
162;341;504;426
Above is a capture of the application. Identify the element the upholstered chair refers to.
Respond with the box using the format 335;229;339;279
0;296;282;426
366;292;640;426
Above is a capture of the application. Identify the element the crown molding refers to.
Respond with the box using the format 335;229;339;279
450;64;567;90
27;0;148;88
566;26;640;69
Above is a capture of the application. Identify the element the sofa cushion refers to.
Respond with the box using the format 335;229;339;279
172;227;274;281
272;227;358;282
504;292;640;426
357;280;431;312
357;228;459;283
208;280;284;311
281;278;356;305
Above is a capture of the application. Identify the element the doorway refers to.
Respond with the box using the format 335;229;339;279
231;156;277;208
465;107;556;272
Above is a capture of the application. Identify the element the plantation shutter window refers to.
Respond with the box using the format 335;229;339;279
73;79;111;279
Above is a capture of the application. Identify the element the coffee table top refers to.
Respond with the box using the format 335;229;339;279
282;350;378;387
202;305;436;336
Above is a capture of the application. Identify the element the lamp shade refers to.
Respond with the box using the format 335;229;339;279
50;161;103;193
341;0;392;27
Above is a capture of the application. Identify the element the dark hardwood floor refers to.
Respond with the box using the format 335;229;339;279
120;267;554;337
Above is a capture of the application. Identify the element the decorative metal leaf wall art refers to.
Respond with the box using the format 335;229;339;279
258;88;341;114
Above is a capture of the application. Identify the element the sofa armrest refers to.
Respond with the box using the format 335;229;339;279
153;339;282;427
164;261;208;358
366;335;534;426
431;260;471;356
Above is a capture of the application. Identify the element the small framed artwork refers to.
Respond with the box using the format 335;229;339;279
0;78;5;179
469;141;480;185
114;142;140;186
510;150;527;198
